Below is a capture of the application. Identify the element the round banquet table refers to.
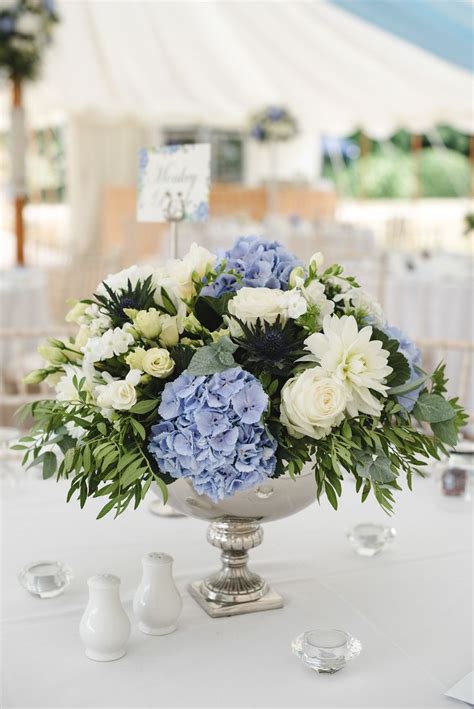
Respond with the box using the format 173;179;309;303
1;468;471;708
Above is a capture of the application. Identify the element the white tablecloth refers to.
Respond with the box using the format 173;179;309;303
1;470;472;708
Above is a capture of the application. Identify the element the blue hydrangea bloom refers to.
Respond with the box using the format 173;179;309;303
148;368;277;502
384;324;422;412
201;236;301;297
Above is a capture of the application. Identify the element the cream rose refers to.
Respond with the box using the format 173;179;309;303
227;287;307;334
95;370;141;411
280;367;347;440
159;314;180;346
134;309;163;339
142;348;174;378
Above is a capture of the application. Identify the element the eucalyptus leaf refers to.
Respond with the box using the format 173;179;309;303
187;337;237;375
356;452;396;483
389;374;428;396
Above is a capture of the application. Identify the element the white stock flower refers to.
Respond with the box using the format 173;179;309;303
291;276;335;327
303;315;392;417
336;287;385;327
280;367;347;440
82;327;134;363
84;303;112;335
95;370;141;411
227;287;307;333
55;367;80;402
142;348;174;378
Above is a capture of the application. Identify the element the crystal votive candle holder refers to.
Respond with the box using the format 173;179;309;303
292;629;362;674
19;560;73;598
346;522;396;557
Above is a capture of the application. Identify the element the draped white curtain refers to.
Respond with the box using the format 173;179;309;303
66;117;156;256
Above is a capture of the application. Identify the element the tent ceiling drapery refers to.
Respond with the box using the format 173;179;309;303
4;0;472;138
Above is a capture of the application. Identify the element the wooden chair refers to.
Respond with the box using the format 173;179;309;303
415;338;473;421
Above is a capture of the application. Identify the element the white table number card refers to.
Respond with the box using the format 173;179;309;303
137;143;211;223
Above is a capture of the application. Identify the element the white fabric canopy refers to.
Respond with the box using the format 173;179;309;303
15;0;474;137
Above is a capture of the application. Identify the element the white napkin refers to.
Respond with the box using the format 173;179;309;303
445;671;474;706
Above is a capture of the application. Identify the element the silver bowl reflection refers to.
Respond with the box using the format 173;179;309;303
154;468;317;617
164;467;317;522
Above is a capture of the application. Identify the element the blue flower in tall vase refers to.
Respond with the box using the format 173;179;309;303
138;148;148;171
384;325;422;412
148;367;277;502
201;236;302;297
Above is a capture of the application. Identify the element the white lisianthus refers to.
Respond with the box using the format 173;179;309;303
335;287;385;328
142;348;174;378
227;287;307;334
183;242;216;278
309;252;324;272
95;265;155;298
95;370;141;411
155;259;194;303
82;327;134;363
65;301;89;324
303;315;392;417
280;367;347;439
134;308;163;339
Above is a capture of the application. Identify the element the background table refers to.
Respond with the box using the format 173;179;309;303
1;467;472;708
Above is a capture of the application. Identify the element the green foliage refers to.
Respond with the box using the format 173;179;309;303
193;292;234;331
15;385;168;519
187;336;237;375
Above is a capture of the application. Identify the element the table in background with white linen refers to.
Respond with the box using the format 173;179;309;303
1;469;472;708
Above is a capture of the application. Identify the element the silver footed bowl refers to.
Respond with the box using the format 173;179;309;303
154;467;317;614
162;466;317;522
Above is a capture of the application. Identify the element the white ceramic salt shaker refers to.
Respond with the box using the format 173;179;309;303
79;574;131;661
133;552;182;635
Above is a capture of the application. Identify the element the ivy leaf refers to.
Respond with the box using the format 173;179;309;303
413;393;455;423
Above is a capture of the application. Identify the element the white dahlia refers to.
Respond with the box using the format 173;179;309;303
303;315;392;417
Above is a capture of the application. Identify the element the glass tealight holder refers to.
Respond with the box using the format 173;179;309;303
292;629;362;674
19;560;73;599
346;522;396;557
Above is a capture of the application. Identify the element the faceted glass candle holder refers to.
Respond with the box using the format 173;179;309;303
346;522;396;557
19;560;73;598
292;629;362;674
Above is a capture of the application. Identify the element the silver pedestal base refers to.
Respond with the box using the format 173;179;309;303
188;582;284;618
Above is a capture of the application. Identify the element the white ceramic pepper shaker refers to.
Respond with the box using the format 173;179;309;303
133;552;182;635
80;574;131;661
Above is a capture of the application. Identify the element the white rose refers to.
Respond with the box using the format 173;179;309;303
183;243;216;278
227;287;307;334
280;367;347;440
142;348;174;378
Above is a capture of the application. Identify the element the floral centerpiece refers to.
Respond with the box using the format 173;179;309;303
0;0;59;80
249;106;298;142
17;236;466;519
